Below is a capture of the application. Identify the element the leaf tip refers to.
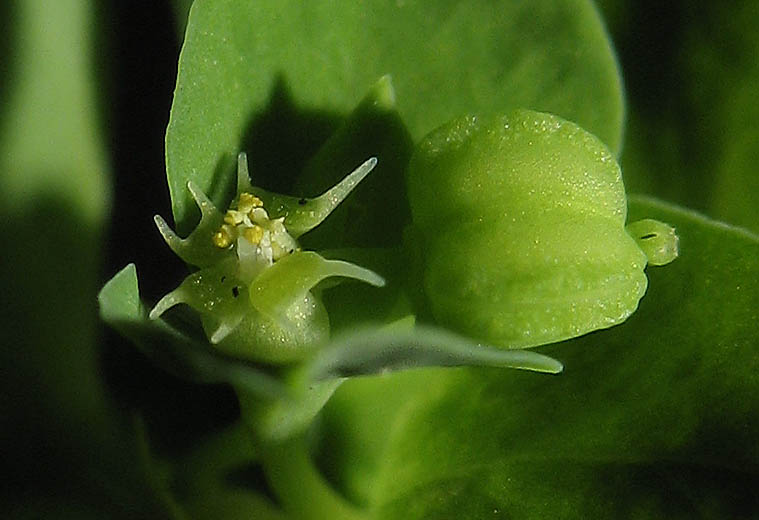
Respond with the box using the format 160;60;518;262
371;74;396;109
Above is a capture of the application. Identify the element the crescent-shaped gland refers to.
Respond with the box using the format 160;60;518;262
236;152;378;238
249;250;385;329
153;181;228;268
148;257;248;344
207;249;385;364
626;219;679;266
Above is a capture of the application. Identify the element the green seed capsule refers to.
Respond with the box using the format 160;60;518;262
407;110;677;349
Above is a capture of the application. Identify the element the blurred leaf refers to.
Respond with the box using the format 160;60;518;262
165;0;624;234
0;0;176;516
168;424;291;520
600;1;759;232
704;2;759;232
0;2;17;118
316;197;759;517
0;0;108;219
0;0;106;494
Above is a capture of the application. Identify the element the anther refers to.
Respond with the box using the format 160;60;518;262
224;210;244;225
238;192;263;213
249;207;269;224
212;225;234;248
242;225;265;245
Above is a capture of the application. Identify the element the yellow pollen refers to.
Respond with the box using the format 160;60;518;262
224;210;244;225
238;192;264;213
212;225;234;248
242;225;264;245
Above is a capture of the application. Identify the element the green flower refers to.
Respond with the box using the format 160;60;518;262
149;153;384;363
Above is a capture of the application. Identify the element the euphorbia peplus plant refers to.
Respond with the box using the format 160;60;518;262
101;83;678;431
103;78;683;509
95;1;759;519
100;92;679;520
143;106;679;366
99;82;569;440
6;0;759;518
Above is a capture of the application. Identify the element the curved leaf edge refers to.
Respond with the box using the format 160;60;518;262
629;194;759;242
306;325;564;382
98;263;288;400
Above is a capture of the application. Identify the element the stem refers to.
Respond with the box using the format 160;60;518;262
260;434;368;520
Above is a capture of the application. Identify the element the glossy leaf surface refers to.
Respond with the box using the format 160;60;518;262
317;197;759;518
166;0;623;234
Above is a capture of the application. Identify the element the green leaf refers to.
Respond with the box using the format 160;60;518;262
240;322;562;443
166;0;623;233
99;264;288;400
0;1;183;516
295;76;414;250
308;325;563;381
1;0;113;510
603;1;759;233
316;197;759;517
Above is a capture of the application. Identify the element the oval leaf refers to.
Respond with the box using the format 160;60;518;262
166;0;623;232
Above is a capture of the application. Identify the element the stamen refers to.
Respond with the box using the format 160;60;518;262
238;192;263;213
213;226;234;248
224;210;244;226
249;207;269;224
242;225;265;245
